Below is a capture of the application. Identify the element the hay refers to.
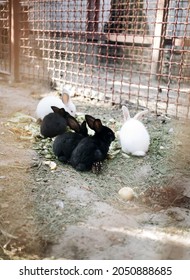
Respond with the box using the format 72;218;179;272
5;103;190;244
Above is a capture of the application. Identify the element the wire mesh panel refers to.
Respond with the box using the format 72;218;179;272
162;0;190;118
0;0;10;74
17;0;190;118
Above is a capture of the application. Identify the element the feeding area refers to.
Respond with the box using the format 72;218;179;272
0;83;190;260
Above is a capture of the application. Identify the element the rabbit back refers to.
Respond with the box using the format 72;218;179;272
70;115;115;171
70;137;106;171
119;118;150;156
36;96;66;120
53;132;84;163
40;112;67;138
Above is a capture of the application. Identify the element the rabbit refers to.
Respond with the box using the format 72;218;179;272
118;105;150;156
53;117;88;163
36;88;76;120
40;106;70;138
70;115;115;171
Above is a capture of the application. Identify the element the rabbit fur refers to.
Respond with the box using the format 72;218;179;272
53;117;88;163
70;115;115;171
119;105;150;156
36;89;76;120
40;106;70;138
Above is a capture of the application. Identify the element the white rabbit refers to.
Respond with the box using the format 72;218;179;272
119;105;150;156
36;88;76;120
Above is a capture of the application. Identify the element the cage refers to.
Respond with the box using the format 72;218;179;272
0;0;190;118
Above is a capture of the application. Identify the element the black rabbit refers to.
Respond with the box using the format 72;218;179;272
53;116;88;163
70;115;115;171
40;106;70;138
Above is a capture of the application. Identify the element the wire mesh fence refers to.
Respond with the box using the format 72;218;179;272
1;0;190;118
0;0;10;74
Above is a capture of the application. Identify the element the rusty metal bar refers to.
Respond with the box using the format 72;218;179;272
10;0;20;81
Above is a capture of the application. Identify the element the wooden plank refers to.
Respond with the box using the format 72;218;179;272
105;34;153;45
164;37;190;47
150;0;167;75
174;38;190;47
86;0;100;33
10;0;20;82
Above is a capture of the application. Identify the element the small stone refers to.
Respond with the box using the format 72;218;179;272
44;154;53;159
43;161;57;170
49;161;57;170
54;200;64;209
118;187;136;201
122;153;130;158
168;128;174;134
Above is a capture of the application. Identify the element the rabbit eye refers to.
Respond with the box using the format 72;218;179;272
108;132;112;137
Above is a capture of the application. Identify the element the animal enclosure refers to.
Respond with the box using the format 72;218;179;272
1;1;190;261
1;0;190;118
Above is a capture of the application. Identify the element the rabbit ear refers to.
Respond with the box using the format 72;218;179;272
122;106;131;121
93;119;102;133
59;107;68;116
81;121;88;135
51;106;60;113
85;115;96;130
51;106;68;117
62;92;70;104
134;110;149;120
67;116;80;133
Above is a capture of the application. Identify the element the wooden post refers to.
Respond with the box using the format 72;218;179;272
86;0;100;34
86;0;100;65
150;0;167;76
10;0;20;82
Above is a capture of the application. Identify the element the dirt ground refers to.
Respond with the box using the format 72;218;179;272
0;80;190;260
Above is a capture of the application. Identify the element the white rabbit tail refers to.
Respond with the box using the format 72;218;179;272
119;106;150;156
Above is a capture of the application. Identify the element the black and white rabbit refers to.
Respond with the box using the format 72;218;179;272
53;117;88;163
70;115;115;171
40;106;70;138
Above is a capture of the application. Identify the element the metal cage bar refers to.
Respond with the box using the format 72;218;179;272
0;0;10;75
1;0;190;118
